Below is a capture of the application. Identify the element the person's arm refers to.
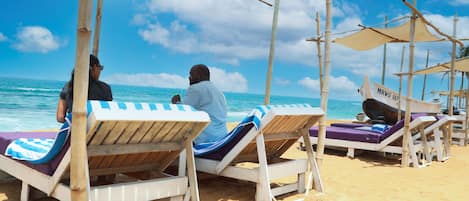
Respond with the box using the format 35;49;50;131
56;98;67;123
57;83;69;123
182;87;200;107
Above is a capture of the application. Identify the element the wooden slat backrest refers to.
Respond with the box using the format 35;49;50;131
82;101;210;174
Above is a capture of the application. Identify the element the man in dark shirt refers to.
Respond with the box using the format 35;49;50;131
56;54;113;123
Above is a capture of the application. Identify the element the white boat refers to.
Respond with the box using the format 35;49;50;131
359;76;441;124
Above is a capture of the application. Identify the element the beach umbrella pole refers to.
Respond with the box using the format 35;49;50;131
264;0;280;105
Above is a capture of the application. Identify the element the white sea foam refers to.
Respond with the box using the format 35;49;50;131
15;87;60;92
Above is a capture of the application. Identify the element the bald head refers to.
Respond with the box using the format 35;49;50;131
189;64;210;85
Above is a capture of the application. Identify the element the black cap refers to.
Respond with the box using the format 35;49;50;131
90;54;101;67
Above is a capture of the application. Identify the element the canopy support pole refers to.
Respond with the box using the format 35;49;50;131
421;49;429;100
448;15;458;144
315;12;323;92
397;46;406;122
316;0;332;169
92;0;103;56
71;0;92;200
264;0;280;105
402;0;417;168
381;16;388;85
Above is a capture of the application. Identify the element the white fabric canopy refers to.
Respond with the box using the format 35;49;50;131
334;18;441;51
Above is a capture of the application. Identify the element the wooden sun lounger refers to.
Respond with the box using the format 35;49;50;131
309;116;436;168
0;101;210;201
412;115;457;163
195;106;324;201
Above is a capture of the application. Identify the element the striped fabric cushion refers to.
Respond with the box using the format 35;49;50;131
87;100;196;114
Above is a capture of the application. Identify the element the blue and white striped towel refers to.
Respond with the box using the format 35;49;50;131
5;115;71;164
194;103;313;156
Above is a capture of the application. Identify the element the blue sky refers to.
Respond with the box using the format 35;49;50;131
0;0;468;100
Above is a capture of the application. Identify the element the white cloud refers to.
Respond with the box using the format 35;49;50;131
133;0;468;84
105;73;188;89
298;75;360;99
209;67;248;93
135;0;362;65
0;32;7;42
425;14;469;39
12;26;61;53
104;67;248;93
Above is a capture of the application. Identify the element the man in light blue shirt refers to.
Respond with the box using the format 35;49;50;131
172;64;228;144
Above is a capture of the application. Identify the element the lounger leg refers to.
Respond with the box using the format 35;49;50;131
185;142;200;201
301;130;323;193
21;182;30;201
255;134;272;201
347;148;355;158
443;126;451;156
297;173;306;193
407;135;421;168
433;129;445;161
179;150;187;176
419;127;431;164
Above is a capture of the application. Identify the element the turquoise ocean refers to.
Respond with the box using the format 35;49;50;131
0;77;363;131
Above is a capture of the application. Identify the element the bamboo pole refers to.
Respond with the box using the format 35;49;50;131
459;72;464;108
402;0;464;48
92;0;103;56
421;49;430;100
397;46;406;122
315;12;323;91
316;0;332;168
71;0;93;200
448;15;458;143
401;0;417;168
264;0;280;105
465;73;469;146
381;16;388;85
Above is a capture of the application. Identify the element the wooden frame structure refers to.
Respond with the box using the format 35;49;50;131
309;116;436;168
412;115;457;162
195;107;324;201
0;101;210;201
452;115;469;146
